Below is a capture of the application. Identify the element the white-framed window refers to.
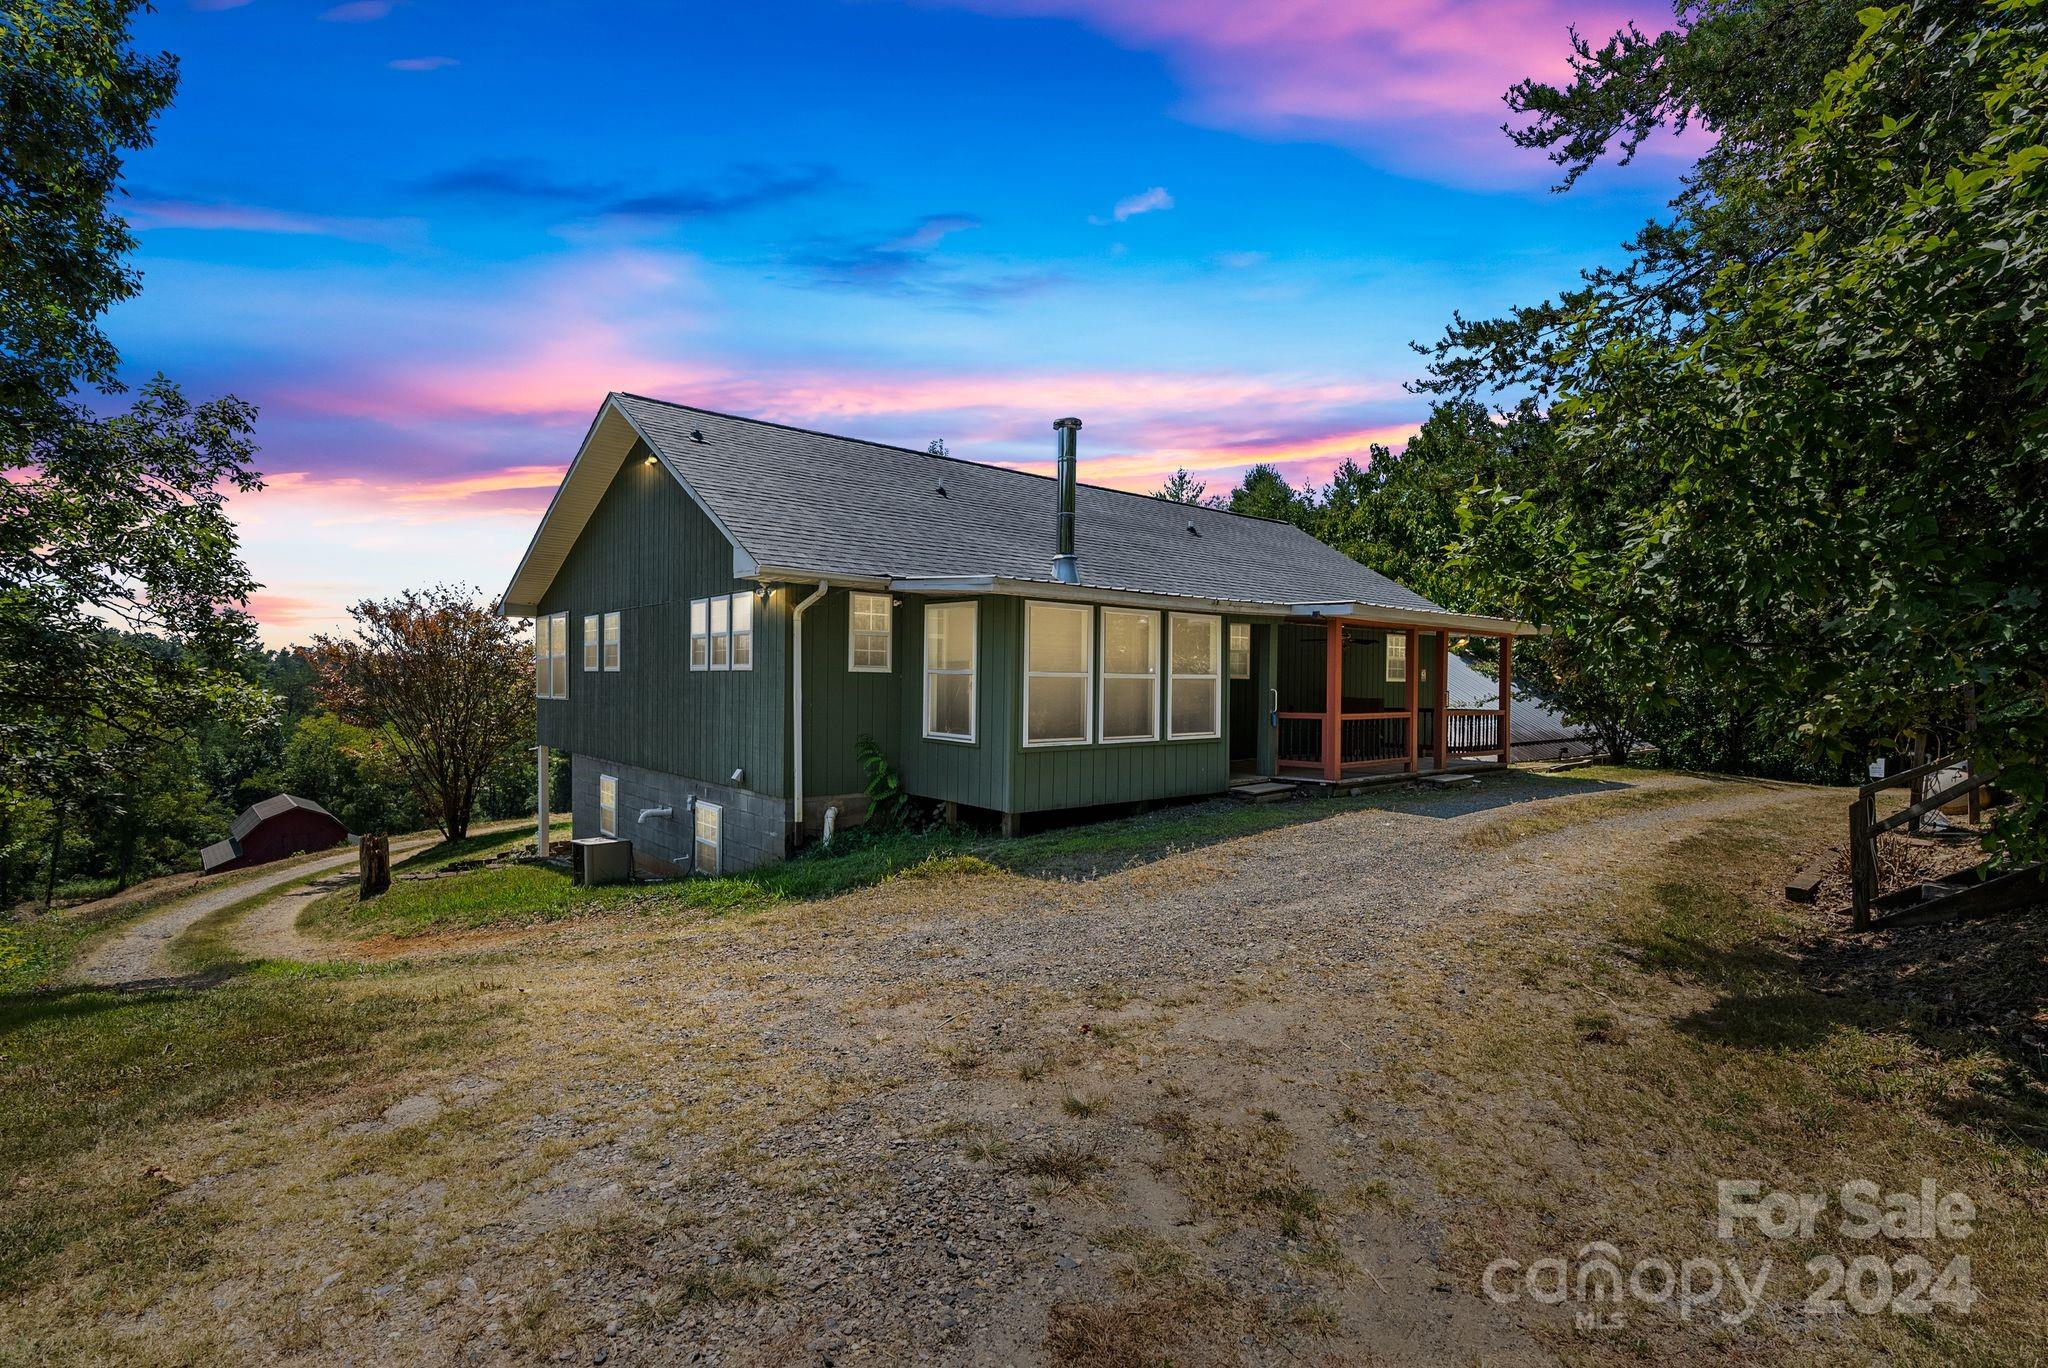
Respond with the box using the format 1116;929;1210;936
731;593;752;671
603;611;622;671
849;592;893;672
1228;621;1252;680
1167;613;1222;739
535;612;568;699
1385;631;1408;683
923;601;977;742
693;800;721;876
709;595;730;670
1098;607;1159;743
582;614;600;671
1024;601;1092;747
597;773;617;836
689;598;709;670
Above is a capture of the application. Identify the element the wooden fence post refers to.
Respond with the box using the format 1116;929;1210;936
359;834;391;898
1848;795;1876;931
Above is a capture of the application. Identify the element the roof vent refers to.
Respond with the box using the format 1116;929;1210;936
1186;519;1199;535
691;428;705;442
936;478;947;497
1052;417;1081;584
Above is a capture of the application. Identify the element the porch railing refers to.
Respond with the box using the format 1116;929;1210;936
1445;708;1504;755
1277;711;1414;772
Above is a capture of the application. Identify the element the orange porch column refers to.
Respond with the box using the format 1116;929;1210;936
1498;634;1514;765
1433;632;1451;771
1404;627;1419;773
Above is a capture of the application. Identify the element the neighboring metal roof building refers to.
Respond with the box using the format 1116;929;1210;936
1443;652;1598;758
203;795;347;874
500;394;1532;637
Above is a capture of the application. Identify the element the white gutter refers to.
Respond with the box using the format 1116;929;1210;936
1292;601;1541;637
887;575;1287;618
788;580;829;845
883;576;1538;635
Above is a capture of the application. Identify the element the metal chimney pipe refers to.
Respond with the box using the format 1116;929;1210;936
1053;417;1082;584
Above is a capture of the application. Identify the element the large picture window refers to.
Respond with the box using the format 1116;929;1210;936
1099;607;1159;743
535;612;568;699
689;599;709;670
849;592;893;672
923;601;977;742
1167;613;1221;739
1024;601;1092;746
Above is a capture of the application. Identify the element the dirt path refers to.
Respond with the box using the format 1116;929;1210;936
68;827;512;986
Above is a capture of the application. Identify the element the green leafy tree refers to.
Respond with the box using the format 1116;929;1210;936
1;0;270;899
304;588;533;842
1154;468;1217;506
277;714;424;836
1429;0;2048;852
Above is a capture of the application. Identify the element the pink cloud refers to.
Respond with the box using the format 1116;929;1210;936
321;0;396;19
931;0;1679;181
1090;185;1174;224
128;195;412;244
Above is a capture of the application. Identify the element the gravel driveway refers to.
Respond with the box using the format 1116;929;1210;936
57;771;1832;1364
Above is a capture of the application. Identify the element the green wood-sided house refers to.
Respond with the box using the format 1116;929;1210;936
500;394;1533;875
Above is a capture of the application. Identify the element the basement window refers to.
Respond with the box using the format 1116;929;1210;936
1098;607;1159;743
849;592;893;672
1385;632;1408;684
1228;622;1252;680
536;612;569;699
603;611;621;671
923;601;977;743
689;599;708;670
693;800;722;876
731;593;753;671
1167;613;1221;739
583;615;600;671
598;773;617;837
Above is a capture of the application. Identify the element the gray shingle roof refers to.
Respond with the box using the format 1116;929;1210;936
613;393;1444;612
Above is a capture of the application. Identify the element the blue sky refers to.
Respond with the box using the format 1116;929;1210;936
110;0;1684;641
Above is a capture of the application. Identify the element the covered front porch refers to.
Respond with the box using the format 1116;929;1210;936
1273;619;1514;780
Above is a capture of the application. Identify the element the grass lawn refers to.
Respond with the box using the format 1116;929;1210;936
1364;794;2048;1361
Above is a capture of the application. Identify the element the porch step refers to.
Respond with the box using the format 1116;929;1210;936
1230;781;1297;804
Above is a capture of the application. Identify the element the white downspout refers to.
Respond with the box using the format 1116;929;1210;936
534;744;551;857
789;581;829;847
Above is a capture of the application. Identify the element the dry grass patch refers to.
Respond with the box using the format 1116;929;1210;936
1367;791;2048;1360
1460;774;1727;850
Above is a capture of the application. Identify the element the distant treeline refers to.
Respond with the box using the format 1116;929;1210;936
0;637;554;909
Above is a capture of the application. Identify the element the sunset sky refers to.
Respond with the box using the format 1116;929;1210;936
114;0;1686;645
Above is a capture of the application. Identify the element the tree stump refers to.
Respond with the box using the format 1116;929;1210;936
359;834;391;898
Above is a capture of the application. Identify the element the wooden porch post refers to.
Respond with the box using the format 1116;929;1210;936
1498;635;1514;765
1322;621;1343;782
1433;632;1450;771
1404;627;1419;773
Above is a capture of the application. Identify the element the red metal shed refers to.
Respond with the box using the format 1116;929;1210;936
201;795;349;873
